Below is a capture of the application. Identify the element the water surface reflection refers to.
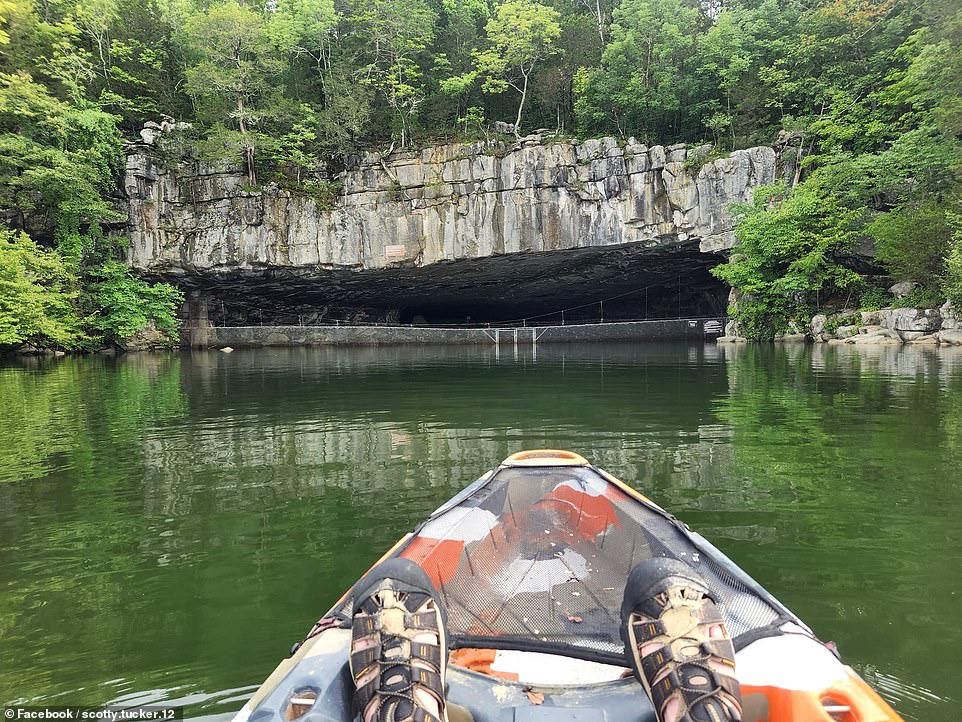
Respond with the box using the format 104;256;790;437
0;344;957;720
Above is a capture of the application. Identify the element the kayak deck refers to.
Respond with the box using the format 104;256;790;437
328;457;794;665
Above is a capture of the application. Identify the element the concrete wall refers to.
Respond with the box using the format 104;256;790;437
187;318;726;348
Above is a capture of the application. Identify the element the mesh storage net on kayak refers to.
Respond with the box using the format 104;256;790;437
331;465;794;666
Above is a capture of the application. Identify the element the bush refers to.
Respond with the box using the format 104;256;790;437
712;181;862;340
825;313;860;334
83;261;184;343
868;200;952;287
943;213;962;308
0;228;185;351
301;180;344;211
859;286;891;311
891;286;945;309
0;230;83;349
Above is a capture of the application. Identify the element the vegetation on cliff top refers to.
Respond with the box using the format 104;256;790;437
0;67;183;350
1;0;961;345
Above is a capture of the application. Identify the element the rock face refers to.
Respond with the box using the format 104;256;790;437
124;137;778;277
879;307;942;332
812;303;962;347
941;301;959;330
888;281;918;298
938;330;962;346
117;321;173;351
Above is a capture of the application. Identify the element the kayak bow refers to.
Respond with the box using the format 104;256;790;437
232;450;903;722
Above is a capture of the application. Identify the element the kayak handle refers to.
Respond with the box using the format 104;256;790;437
502;449;589;466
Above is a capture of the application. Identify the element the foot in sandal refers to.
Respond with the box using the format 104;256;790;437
350;558;449;722
621;558;743;722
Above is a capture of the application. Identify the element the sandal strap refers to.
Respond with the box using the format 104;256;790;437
651;662;741;721
353;615;377;639
402;592;432;612
411;709;442;722
411;666;443;692
354;675;378;715
631;618;668;640
702;638;736;661
407;611;442;630
411;641;442;668
638;638;736;681
639;645;674;681
377;700;442;722
351;644;381;678
716;672;741;699
694;603;727;627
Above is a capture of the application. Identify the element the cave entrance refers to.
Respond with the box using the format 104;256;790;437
179;241;730;328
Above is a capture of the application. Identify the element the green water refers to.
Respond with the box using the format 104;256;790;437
1;343;959;720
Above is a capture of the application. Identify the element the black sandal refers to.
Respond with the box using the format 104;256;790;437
621;558;742;722
350;558;449;722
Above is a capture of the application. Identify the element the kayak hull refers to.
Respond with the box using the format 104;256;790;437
233;451;904;722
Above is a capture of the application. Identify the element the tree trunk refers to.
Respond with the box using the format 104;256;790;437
792;131;806;188
514;72;529;138
247;146;257;186
595;0;605;44
236;93;255;185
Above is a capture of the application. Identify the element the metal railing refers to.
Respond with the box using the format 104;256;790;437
182;315;727;331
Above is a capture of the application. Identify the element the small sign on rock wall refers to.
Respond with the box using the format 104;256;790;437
385;245;406;258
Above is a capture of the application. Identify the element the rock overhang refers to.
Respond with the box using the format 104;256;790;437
150;239;729;324
122;135;781;323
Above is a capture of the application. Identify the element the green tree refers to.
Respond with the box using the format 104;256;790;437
431;0;488;130
0;229;82;348
315;61;373;154
944;213;962;308
868;200;954;286
69;0;120;79
267;0;337;69
474;0;561;138
93;0;189;130
574;0;706;141
712;182;862;340
0;71;120;224
82;259;184;342
349;0;437;147
269;103;318;183
182;1;283;184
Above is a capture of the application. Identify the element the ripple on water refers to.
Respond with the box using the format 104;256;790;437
1;344;959;721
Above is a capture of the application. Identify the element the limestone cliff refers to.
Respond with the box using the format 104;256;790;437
125;136;777;275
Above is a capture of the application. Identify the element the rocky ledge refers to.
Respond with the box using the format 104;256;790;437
812;302;961;347
718;300;962;346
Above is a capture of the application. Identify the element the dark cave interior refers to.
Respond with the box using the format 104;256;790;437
170;241;730;328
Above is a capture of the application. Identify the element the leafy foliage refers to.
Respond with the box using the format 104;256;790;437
712;182;861;340
473;0;560;136
890;286;945;310
83;260;183;342
0;227;183;350
0;72;120;222
859;286;891;312
3;0;962;349
942;213;962;308
575;0;706;141
868;200;954;288
182;1;284;183
0;229;82;348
